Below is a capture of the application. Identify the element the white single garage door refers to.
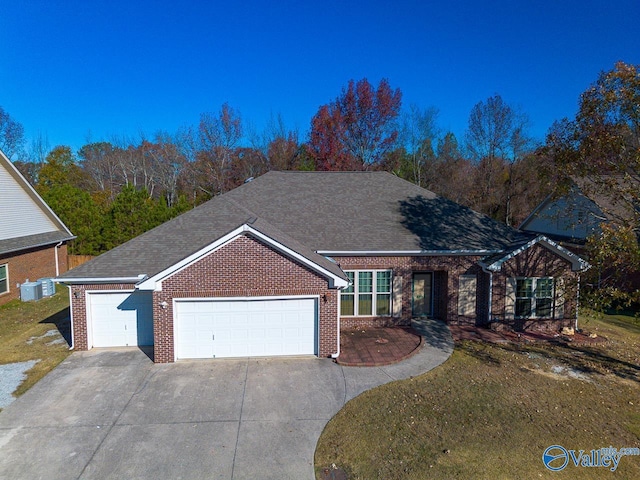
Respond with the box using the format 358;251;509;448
88;291;154;347
175;298;317;359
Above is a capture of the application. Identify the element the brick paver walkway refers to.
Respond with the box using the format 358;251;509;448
337;327;423;366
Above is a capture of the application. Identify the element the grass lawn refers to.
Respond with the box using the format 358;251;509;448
315;313;640;479
0;285;72;407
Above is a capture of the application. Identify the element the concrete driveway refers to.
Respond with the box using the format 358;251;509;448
0;320;452;480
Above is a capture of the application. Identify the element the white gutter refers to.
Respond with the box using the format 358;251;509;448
67;286;74;351
55;274;147;285
0;236;76;257
318;249;500;256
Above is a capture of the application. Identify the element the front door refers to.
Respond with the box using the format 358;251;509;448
412;272;433;317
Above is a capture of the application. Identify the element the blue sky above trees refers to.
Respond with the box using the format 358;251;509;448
1;0;638;151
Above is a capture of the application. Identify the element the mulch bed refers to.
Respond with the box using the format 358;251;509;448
449;324;607;346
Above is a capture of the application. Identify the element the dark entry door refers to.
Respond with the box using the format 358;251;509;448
412;272;433;317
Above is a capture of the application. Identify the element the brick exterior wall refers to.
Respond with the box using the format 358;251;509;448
69;283;137;351
154;234;337;363
489;243;578;332
335;255;486;329
0;243;68;305
67;239;580;361
335;245;578;333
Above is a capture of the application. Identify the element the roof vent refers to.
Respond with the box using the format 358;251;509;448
244;176;254;183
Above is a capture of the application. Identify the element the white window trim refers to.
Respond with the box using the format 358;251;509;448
340;269;393;317
515;276;554;319
0;263;8;295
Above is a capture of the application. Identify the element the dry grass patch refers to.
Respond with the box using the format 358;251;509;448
0;286;71;401
316;314;640;479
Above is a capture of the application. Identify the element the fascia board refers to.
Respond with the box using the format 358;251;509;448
136;225;247;290
1;150;74;236
316;250;500;256
479;236;590;273
246;226;349;288
55;275;147;284
1;235;76;256
537;235;591;271
136;224;349;291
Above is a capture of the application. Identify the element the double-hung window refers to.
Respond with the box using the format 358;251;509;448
340;270;392;316
515;277;554;318
0;264;8;295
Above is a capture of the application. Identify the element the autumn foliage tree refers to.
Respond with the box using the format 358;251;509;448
547;62;640;310
308;79;402;170
548;61;640;227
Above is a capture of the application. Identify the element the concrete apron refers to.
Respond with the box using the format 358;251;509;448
0;319;452;480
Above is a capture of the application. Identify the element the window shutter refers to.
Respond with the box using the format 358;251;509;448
458;275;477;316
392;275;403;318
505;278;517;320
554;278;565;319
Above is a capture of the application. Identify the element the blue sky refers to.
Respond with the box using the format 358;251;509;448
1;0;639;153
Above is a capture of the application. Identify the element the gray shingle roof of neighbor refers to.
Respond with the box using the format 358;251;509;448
57;171;531;281
0;231;76;256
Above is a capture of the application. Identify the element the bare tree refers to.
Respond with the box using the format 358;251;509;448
197;103;243;194
400;104;439;186
141;132;187;207
249;113;300;171
78;141;120;196
465;95;534;224
26;132;51;164
0;106;25;160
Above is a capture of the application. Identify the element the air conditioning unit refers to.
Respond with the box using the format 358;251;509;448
21;281;43;302
38;278;55;297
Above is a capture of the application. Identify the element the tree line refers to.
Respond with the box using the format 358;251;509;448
2;62;639;310
3;84;552;252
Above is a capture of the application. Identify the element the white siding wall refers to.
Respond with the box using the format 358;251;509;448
0;162;59;240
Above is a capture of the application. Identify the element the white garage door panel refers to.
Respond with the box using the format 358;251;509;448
90;292;154;347
175;298;316;359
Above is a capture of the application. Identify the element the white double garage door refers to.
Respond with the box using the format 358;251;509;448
88;292;318;359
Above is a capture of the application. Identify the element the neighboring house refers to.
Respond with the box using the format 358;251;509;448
56;171;588;363
519;184;605;246
0;149;75;305
519;181;636;247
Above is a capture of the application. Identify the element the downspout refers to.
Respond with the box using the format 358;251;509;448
54;241;63;276
481;266;493;324
331;290;341;359
67;285;75;350
575;276;580;331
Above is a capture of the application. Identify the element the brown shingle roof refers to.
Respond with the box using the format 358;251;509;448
58;171;528;281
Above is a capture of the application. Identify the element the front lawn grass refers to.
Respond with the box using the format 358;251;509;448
315;313;640;479
0;285;72;402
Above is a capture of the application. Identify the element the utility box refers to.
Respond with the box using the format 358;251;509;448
20;281;43;302
38;278;55;297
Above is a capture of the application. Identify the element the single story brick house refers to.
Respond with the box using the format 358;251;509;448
56;171;588;363
1;149;74;305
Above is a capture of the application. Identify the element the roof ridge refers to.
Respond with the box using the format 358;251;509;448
222;195;260;223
